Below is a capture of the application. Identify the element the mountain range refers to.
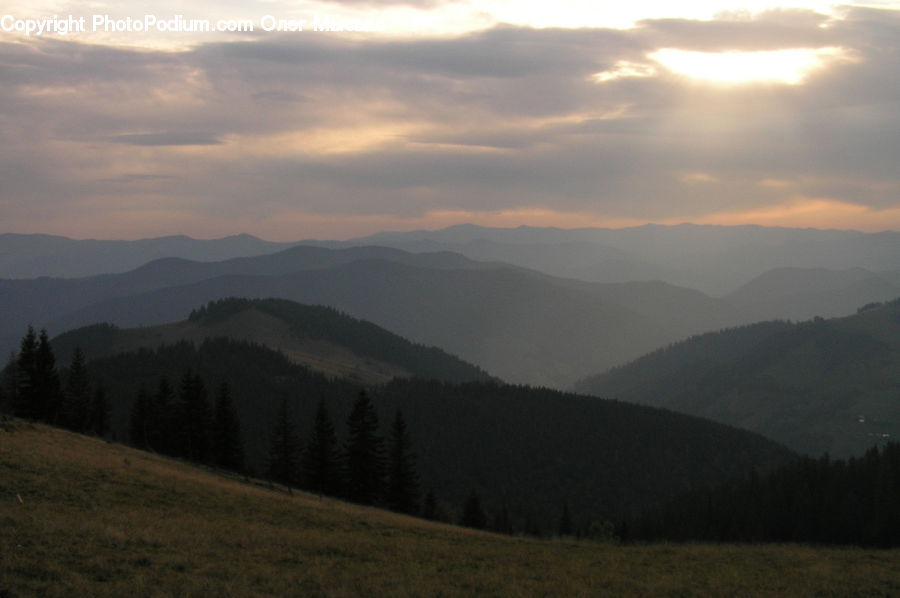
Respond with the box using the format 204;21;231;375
575;299;900;457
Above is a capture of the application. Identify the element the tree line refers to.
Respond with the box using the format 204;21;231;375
624;444;900;547
1;326;109;436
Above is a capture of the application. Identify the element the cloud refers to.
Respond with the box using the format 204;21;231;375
0;7;898;238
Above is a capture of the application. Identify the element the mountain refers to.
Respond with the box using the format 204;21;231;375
5;423;892;598
726;267;900;322
0;232;296;279
67;335;794;530
2;245;741;388
575;300;900;457
52;298;492;386
346;224;900;296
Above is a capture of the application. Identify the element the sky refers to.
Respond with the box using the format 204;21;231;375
1;0;899;240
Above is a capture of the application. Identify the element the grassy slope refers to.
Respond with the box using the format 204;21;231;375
3;422;900;597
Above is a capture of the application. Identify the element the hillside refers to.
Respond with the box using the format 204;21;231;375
51;298;492;386
60;337;794;530
576;300;900;457
726;267;900;322
1;245;743;387
3;421;900;597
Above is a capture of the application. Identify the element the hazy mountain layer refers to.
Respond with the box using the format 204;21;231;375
52;298;492;386
575;300;900;457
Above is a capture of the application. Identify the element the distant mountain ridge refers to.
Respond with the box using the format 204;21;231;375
52;297;492;386
1;245;744;388
0;232;296;279
575;299;900;457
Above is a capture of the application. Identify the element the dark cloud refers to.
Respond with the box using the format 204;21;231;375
0;8;898;235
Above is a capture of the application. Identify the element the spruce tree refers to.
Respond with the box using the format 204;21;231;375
15;326;39;419
302;397;340;496
178;370;212;463
1;352;18;415
558;502;573;537
267;395;301;488
60;347;91;432
151;376;177;455
422;489;439;521
212;381;244;472
130;386;152;449
88;383;110;437
343;390;384;505
460;490;487;530
35;329;63;423
386;409;419;515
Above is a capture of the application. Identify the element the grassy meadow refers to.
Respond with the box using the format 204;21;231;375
2;420;900;597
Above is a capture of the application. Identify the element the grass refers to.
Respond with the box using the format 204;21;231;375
3;420;900;597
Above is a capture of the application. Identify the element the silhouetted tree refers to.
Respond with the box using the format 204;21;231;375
343;390;384;505
422;489;439;521
460;490;487;530
177;370;212;463
386;409;419;515
212;381;244;472
130;386;152;449
558;502;573;537
492;500;514;535
267;395;301;487
88;383;110;437
60;347;90;431
302;398;340;496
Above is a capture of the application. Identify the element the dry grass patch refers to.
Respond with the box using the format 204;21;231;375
2;421;900;597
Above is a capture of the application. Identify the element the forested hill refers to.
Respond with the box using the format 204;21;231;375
71;337;793;532
575;299;900;457
51;298;493;385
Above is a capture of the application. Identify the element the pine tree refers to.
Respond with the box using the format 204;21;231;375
302;397;340;496
178;370;212;463
558;502;573;537
1;352;17;415
212;381;244;472
33;329;63;423
151;376;177;455
386;409;419;515
267;395;301;487
492;500;514;535
130;386;152;449
460;490;487;529
343;390;384;505
15;326;39;419
88;383;110;437
422;489;439;521
60;347;91;432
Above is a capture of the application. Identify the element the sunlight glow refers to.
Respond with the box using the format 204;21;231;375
651;47;845;84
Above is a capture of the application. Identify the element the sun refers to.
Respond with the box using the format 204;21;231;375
650;47;845;85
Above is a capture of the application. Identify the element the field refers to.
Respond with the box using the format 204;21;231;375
2;420;900;598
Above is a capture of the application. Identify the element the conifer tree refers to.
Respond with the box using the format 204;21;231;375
1;352;18;415
422;489;439;521
60;347;91;431
212;381;244;472
178;370;212;463
34;329;63;423
460;490;487;529
88;383;110;437
15;326;39;419
130;386;152;449
386;409;419;515
492;500;514;535
302;397;340;496
151;376;177;455
558;502;573;537
343;390;384;505
267;395;301;487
